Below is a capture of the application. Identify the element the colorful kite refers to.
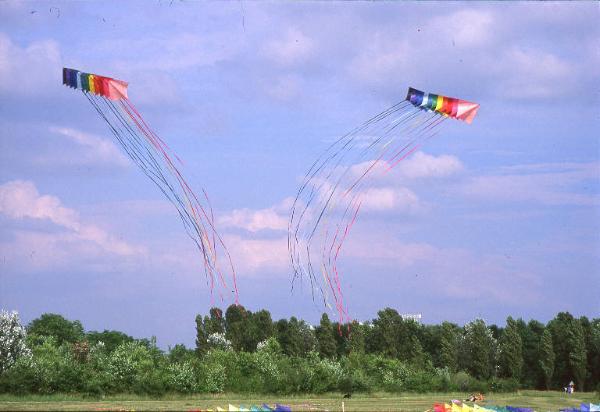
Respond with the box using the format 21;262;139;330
288;87;479;324
62;68;238;304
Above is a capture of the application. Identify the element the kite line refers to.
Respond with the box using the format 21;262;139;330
62;68;238;304
288;87;479;325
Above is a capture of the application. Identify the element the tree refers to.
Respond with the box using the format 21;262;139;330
439;322;459;372
275;317;316;357
316;314;337;358
499;316;523;380
368;308;402;358
568;319;587;391
205;308;225;335
408;334;427;368
27;313;84;345
464;318;495;380
86;330;133;353
586;319;600;391
539;328;555;390
251;310;274;347
548;312;587;389
224;304;249;351
0;310;31;373
168;343;194;363
195;315;208;355
347;321;366;355
517;319;545;388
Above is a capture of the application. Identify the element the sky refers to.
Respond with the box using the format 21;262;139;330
1;1;599;349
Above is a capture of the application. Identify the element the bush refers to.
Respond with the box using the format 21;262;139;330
490;378;520;393
166;361;197;393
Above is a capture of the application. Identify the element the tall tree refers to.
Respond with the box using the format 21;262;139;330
347;321;366;355
368;308;402;358
464;318;495;380
517;319;545;388
205;308;225;335
539;328;555;390
499;316;523;380
440;322;459;372
195;315;208;355
315;313;336;358
225;304;251;351
251;310;274;347
568;319;587;391
586;318;600;391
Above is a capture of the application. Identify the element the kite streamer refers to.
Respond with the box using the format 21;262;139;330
288;87;479;324
62;68;238;304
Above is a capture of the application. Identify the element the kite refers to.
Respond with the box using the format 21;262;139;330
62;68;238;304
288;87;479;324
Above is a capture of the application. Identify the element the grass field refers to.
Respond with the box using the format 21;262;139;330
0;391;598;411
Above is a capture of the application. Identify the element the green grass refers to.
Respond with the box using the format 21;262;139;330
0;391;598;411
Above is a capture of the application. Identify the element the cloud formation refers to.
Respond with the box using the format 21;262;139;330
0;33;61;97
0;180;144;260
48;126;130;168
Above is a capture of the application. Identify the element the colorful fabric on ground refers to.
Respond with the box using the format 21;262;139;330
452;403;463;412
63;67;128;100
274;404;291;412
261;404;273;411
562;406;600;412
406;87;479;124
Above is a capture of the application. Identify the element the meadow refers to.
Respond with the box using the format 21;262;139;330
0;391;598;411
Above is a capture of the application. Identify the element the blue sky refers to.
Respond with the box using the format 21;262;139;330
1;1;599;348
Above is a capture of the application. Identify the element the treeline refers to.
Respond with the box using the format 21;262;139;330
0;308;598;396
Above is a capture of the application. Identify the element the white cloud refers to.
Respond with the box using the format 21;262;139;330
347;152;464;188
262;27;315;66
219;198;293;232
0;180;144;259
49;126;130;168
0;33;61;97
220;207;287;232
224;234;288;275
360;186;421;213
390;151;464;179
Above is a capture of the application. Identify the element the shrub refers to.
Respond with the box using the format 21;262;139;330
0;310;31;374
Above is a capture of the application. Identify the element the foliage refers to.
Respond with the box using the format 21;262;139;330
1;309;598;395
463;318;496;380
316;314;337;359
539;329;555;390
498;316;523;380
27;314;84;346
0;310;31;374
86;330;134;354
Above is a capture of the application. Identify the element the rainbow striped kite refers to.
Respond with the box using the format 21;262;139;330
406;87;480;124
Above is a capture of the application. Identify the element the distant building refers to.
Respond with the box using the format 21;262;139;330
400;313;422;323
